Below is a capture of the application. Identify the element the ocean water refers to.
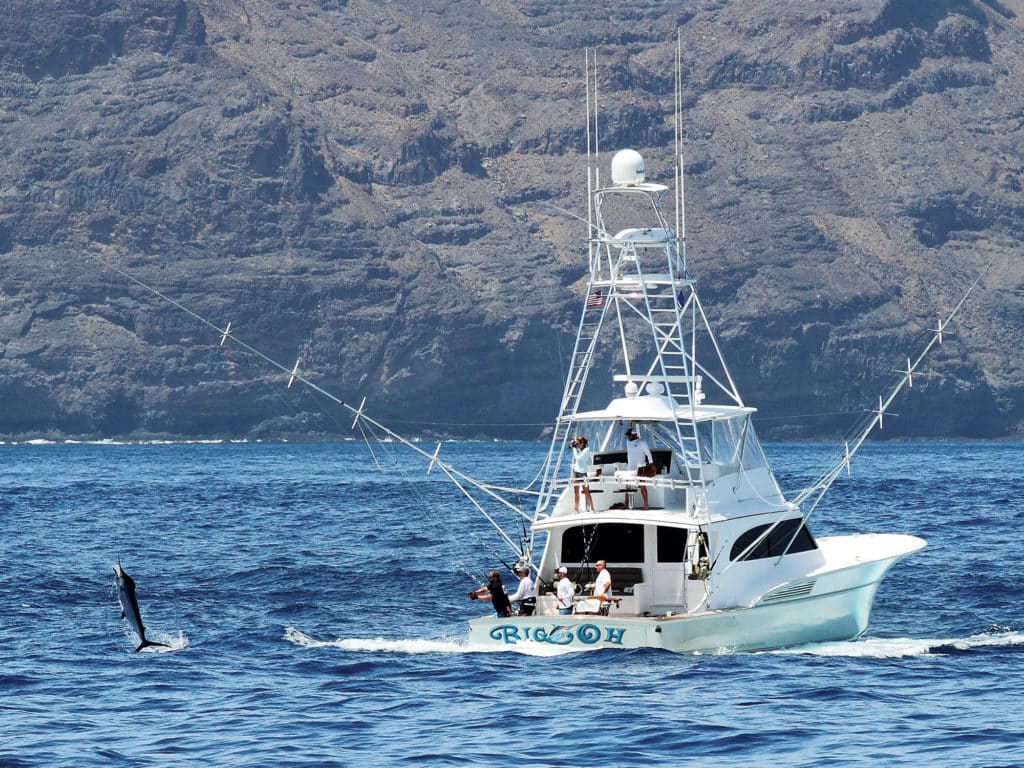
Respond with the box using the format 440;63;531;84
1;439;1022;767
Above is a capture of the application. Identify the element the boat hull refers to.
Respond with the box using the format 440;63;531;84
468;543;919;653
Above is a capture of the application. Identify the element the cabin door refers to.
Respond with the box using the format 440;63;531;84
653;526;690;608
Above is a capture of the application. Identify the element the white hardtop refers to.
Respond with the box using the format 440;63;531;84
597;182;669;195
565;394;755;424
532;501;796;531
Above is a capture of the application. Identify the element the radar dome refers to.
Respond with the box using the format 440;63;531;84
611;149;645;186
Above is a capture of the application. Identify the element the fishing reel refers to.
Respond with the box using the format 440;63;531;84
688;557;710;581
467;590;479;600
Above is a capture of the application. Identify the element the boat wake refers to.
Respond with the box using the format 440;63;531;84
283;627;585;657
773;629;1024;658
284;627;1023;659
284;627;469;654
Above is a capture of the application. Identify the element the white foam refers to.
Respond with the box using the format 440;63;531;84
772;630;1024;658
166;631;190;651
284;627;1024;659
146;631;189;652
283;627;586;656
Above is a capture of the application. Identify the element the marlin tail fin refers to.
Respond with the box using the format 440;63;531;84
135;640;171;652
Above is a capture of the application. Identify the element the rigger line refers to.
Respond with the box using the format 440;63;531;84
81;247;534;563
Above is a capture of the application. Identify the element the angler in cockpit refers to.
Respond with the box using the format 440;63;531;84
468;570;512;617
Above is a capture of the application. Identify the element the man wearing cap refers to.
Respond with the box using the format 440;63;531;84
626;427;654;509
554;566;574;615
468;570;512;617
570;435;596;513
508;564;536;616
592;560;613;603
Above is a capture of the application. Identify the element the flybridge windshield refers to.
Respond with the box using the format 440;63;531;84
568;413;769;475
694;415;768;472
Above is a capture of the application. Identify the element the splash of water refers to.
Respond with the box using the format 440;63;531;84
125;631;189;653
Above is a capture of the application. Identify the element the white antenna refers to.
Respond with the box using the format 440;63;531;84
675;29;686;269
585;48;594;247
592;49;600;190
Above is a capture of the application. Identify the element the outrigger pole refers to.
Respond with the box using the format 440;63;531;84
81;248;533;555
792;262;992;520
716;264;991;576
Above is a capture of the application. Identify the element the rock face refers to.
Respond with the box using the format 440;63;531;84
0;0;1022;440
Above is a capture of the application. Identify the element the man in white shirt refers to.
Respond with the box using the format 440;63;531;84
554;566;574;615
592;559;612;603
508;564;536;615
626;427;654;509
571;436;596;513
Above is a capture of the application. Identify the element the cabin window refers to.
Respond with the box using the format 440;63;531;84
593;451;626;466
730;519;818;562
561;523;644;563
656;526;688;562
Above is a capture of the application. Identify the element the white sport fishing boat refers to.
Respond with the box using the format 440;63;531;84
464;50;952;653
89;46;981;656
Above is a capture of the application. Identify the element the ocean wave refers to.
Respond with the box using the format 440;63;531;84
773;629;1024;658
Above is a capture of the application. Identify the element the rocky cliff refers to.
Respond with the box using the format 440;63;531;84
1;0;1022;440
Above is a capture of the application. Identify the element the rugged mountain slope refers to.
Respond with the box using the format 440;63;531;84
1;0;1022;439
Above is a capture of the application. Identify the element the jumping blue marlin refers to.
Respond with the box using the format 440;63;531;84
113;562;169;652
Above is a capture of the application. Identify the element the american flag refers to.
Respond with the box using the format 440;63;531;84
586;290;603;309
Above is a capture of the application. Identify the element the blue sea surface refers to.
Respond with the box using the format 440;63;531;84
1;439;1022;767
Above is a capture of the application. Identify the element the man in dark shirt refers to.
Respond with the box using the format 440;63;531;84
468;570;512;617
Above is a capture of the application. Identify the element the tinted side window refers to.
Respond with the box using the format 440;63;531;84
730;519;817;562
561;523;645;563
657;526;687;562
